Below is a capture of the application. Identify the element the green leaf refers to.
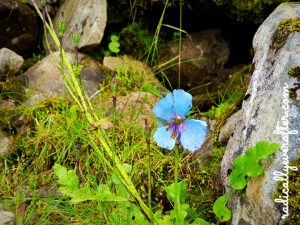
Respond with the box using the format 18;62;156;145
123;163;132;173
108;42;120;53
192;218;213;225
53;164;79;190
213;195;231;222
229;141;280;190
110;35;119;42
164;181;187;204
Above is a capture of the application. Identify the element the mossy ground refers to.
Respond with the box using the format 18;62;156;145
0;54;246;223
0;96;226;224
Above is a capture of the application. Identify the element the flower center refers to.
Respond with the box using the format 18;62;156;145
167;115;185;139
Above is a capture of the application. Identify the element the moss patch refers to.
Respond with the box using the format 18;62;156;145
274;156;300;224
272;18;300;50
189;146;226;222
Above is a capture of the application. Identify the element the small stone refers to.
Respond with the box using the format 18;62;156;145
0;130;13;156
0;48;24;78
0;203;15;225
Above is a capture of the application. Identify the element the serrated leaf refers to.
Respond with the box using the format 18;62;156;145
213;195;231;222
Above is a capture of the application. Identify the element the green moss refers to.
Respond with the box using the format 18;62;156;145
287;66;300;100
214;0;292;23
288;88;298;100
274;156;300;224
189;146;226;222
0;76;26;101
272;19;300;50
21;52;45;72
288;66;300;79
119;23;154;60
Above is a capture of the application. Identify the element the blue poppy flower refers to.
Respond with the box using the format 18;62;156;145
152;89;207;152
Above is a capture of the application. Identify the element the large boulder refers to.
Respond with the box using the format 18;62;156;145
0;48;24;79
159;29;230;96
24;52;109;106
0;0;39;57
220;3;300;225
43;0;107;54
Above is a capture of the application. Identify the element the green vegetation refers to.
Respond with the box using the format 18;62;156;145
214;0;292;23
119;23;155;60
281;157;300;225
1;0;285;224
213;195;231;223
229;141;280;190
272;18;300;50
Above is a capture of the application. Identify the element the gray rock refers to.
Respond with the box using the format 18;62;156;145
0;48;24;78
0;130;12;156
220;3;300;225
0;0;39;57
0;210;14;225
218;110;243;144
24;52;108;106
159;29;230;95
43;0;107;54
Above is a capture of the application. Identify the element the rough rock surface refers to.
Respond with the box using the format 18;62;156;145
218;110;242;144
24;52;108;106
0;205;14;225
0;130;13;156
0;48;24;78
0;0;39;57
43;0;107;54
159;29;230;95
220;4;300;225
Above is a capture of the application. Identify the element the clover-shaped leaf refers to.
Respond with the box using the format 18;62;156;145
108;42;120;53
110;35;119;42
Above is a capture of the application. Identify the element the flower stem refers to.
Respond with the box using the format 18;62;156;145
174;144;181;223
144;119;152;210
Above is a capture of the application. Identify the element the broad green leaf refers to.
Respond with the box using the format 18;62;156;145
229;141;280;190
213;195;231;222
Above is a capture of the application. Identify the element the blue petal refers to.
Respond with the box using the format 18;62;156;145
153;126;176;150
152;92;175;121
172;89;192;118
180;119;207;152
152;89;192;121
